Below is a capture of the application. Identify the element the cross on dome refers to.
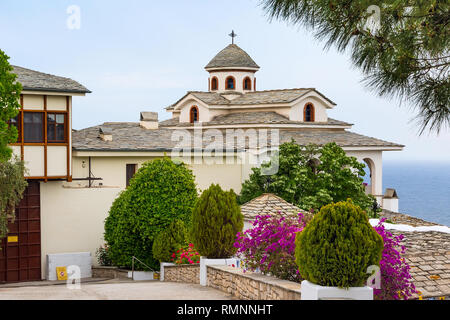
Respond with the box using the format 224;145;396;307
229;30;237;44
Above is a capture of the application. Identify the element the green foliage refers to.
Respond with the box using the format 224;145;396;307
295;199;384;288
152;219;188;263
104;158;197;270
0;49;22;161
0;156;28;242
262;0;450;133
239;141;374;213
191;184;244;259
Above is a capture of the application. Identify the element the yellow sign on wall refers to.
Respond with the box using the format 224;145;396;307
7;236;18;243
56;266;68;280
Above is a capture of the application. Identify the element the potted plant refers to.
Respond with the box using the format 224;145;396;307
190;184;244;286
295;199;384;300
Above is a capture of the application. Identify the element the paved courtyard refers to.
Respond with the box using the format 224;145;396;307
0;280;234;300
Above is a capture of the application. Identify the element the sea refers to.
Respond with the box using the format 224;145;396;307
379;162;450;226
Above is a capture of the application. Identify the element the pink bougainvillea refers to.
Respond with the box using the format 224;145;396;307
373;219;417;300
234;212;306;282
235;213;416;299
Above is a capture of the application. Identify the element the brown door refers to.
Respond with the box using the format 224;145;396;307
0;181;41;283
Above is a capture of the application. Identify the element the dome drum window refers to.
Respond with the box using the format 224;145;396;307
225;76;236;90
243;77;252;90
211;77;218;91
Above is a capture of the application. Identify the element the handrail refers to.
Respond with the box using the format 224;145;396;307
131;256;156;280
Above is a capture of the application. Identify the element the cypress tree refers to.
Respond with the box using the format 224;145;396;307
295;199;384;288
191;184;244;259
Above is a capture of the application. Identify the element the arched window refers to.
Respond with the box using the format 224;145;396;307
211;77;218;91
190;106;199;123
225;76;235;90
303;103;315;122
243;77;251;90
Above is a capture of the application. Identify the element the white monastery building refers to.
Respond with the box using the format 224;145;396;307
1;41;403;282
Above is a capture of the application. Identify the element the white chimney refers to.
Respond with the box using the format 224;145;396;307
140;112;159;129
99;126;112;141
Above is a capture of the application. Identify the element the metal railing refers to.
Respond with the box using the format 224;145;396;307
131;256;156;280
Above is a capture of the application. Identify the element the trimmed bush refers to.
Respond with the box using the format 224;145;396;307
104;158;197;270
191;184;243;259
295;199;383;288
152;219;188;263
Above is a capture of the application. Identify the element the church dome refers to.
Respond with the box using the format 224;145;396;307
205;44;260;71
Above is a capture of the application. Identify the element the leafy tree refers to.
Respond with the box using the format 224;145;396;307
191;184;243;259
0;49;22;161
261;0;450;133
0;157;27;242
104;158;197;270
239;141;375;212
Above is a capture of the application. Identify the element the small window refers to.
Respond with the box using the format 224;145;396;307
243;77;251;90
190;106;199;123
211;77;218;90
8;113;21;143
304;104;315;122
225;76;235;90
47;113;66;143
23;112;44;143
126;164;138;187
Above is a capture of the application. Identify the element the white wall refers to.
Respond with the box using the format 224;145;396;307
345;150;383;202
40;181;121;278
290;96;329;122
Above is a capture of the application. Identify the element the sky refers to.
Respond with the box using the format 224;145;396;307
1;0;449;163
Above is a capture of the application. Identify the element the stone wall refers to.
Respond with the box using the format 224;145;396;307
164;264;200;284
207;265;301;300
92;266;129;279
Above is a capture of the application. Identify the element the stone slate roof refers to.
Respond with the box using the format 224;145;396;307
72;121;404;151
159;112;352;127
240;193;306;221
166;89;336;109
12;65;91;94
279;130;404;148
205;44;259;70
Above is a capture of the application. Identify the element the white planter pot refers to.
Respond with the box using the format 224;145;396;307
159;262;175;282
301;280;373;300
127;271;156;281
200;257;239;286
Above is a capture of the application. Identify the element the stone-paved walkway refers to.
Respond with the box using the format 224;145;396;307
381;211;450;299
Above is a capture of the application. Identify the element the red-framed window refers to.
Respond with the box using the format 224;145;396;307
190;106;199;123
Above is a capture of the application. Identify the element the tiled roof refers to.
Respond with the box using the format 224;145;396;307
240;193;306;221
166;89;336;109
72;122;403;151
159;112;352;127
205;44;259;70
12;66;91;94
279;130;404;148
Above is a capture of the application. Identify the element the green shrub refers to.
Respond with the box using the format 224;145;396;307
191;184;243;259
152;219;188;263
295;199;383;288
104;158;197;270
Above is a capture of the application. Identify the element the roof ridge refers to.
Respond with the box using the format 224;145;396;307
250;88;315;93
